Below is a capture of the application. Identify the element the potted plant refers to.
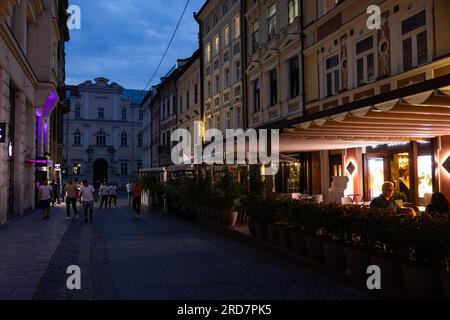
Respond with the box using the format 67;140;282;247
369;210;405;291
277;199;294;251
322;203;347;272
400;216;446;299
343;207;374;284
289;200;308;257
301;201;325;263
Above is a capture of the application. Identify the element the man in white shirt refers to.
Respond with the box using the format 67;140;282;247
99;182;110;210
126;181;134;206
38;179;54;220
108;183;118;208
79;180;95;223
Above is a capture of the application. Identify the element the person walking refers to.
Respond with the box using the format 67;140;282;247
109;183;118;208
132;179;143;218
63;178;79;220
126;181;134;206
38;179;54;220
99;182;110;210
79;180;95;223
50;180;58;207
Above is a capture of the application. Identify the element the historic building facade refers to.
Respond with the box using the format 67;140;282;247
64;78;146;188
196;0;245;134
0;0;69;224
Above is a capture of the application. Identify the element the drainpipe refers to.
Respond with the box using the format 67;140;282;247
300;0;306;116
241;0;248;130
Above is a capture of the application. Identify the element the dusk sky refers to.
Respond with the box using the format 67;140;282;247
66;0;205;90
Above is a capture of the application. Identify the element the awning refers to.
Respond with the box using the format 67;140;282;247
276;75;450;152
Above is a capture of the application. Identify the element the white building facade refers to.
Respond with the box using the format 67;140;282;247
64;78;146;189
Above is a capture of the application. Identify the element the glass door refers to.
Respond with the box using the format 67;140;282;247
391;152;410;202
367;157;385;200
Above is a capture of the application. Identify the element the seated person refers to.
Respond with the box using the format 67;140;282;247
425;192;449;217
371;182;416;217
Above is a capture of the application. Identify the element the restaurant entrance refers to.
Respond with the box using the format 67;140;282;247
364;142;434;205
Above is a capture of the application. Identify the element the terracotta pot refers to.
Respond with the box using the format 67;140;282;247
402;264;441;299
267;224;281;245
291;232;307;256
370;254;403;291
278;226;293;251
441;272;450;300
305;235;324;262
323;240;346;271
247;220;257;238
255;222;268;240
344;247;371;283
225;211;238;227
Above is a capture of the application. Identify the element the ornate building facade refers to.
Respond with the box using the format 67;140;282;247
0;0;69;224
64;78;146;188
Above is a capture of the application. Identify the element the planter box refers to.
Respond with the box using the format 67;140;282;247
402;264;442;299
323;240;346;271
224;211;238;228
370;254;403;291
255;222;268;241
268;224;281;245
278;226;293;251
344;247;371;283
291;232;307;256
305;235;324;263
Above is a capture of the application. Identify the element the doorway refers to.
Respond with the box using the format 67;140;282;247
93;158;108;184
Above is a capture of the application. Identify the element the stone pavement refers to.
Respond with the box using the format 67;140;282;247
0;197;371;300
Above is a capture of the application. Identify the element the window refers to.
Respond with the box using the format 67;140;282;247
75;104;81;119
233;16;240;39
186;90;190;109
74;129;81;145
98;107;105;120
252;21;259;53
207;80;212;97
206;43;211;62
234;85;241;98
224;91;230;103
268;3;277;41
120;131;128;147
356;36;375;86
288;0;299;24
253;79;261;112
179;96;183;114
194;83;198;104
138;110;143;120
226;110;232;129
215;97;220;109
215;75;220;93
223;1;228;14
289;56;300;99
224;25;230;46
136;161;142;173
121;107;127;120
320;0;338;17
269;69;278;106
225;68;230;87
235;61;241;82
138;133;143;147
214;34;220;55
96;128;106;146
325;55;340;96
214;13;219;25
401;10;428;71
120;162;128;175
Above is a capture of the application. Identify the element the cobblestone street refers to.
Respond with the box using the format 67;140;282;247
0;197;370;300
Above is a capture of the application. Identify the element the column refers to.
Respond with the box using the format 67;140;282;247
13;91;26;215
409;141;419;205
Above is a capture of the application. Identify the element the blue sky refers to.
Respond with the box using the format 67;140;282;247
66;0;205;90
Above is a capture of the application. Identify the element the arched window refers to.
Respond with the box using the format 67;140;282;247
121;107;127;120
120;131;128;146
74;129;81;145
96;128;106;146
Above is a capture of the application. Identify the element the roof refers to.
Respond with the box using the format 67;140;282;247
123;89;148;103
